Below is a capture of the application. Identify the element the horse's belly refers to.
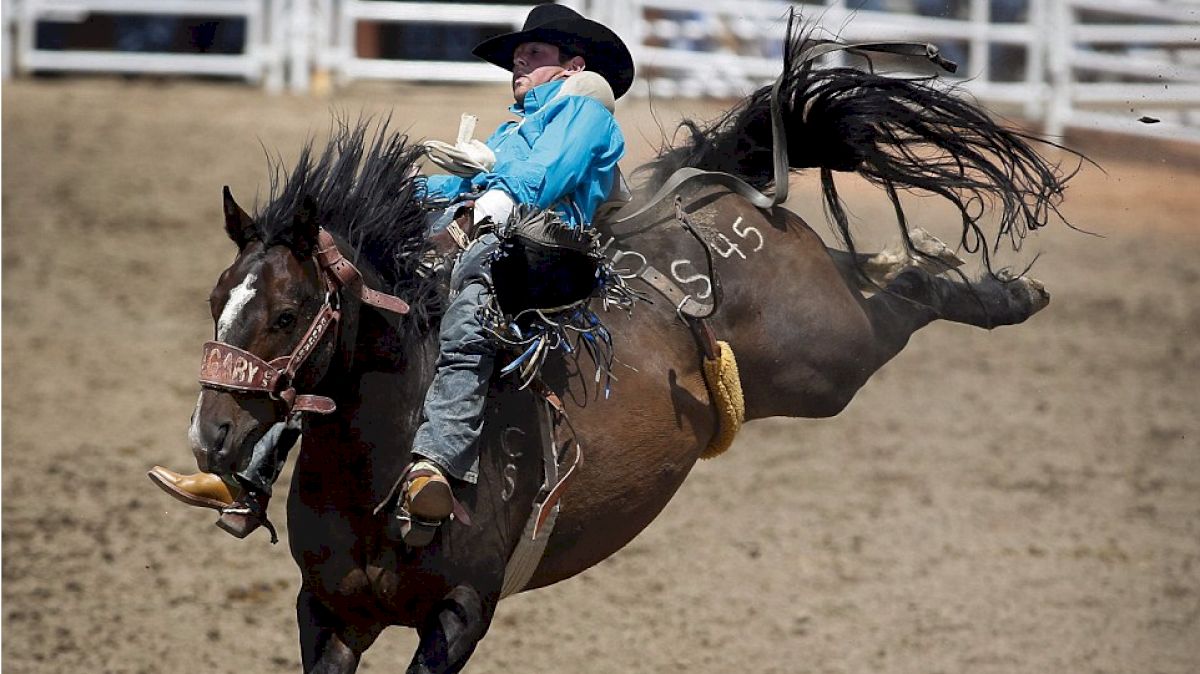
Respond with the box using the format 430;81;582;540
524;314;711;589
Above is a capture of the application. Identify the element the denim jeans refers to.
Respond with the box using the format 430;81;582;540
234;415;301;497
411;233;501;484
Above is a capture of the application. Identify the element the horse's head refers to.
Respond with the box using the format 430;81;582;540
188;186;341;475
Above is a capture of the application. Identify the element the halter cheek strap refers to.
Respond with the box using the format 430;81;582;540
198;228;410;416
315;229;411;315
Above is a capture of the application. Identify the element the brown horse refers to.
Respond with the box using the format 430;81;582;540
188;34;1073;674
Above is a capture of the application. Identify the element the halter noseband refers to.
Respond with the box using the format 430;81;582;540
198;229;410;415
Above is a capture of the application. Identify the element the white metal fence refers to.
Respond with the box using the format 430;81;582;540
7;0;288;89
3;0;1199;143
317;1;530;85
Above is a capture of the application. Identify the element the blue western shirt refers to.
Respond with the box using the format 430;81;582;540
424;79;625;229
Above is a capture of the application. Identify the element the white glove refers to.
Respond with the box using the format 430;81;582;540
422;113;496;177
423;138;496;177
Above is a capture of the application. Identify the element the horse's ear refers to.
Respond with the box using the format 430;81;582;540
223;186;258;249
288;195;320;259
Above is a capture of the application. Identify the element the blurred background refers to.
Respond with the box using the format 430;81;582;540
3;1;1199;673
4;0;1199;139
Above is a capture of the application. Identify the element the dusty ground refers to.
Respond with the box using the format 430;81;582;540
3;77;1199;674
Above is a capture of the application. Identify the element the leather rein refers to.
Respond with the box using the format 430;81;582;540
198;229;410;415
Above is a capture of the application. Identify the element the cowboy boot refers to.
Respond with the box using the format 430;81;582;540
391;460;456;547
147;467;272;540
148;418;299;542
147;466;237;510
407;460;455;521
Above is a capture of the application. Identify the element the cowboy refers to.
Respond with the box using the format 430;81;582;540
149;5;633;541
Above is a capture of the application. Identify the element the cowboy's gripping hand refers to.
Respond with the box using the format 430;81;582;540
428;202;476;255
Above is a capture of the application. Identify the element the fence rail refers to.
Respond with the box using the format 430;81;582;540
8;0;285;88
3;0;1198;143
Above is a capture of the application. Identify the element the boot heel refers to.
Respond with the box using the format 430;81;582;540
389;512;440;547
215;511;261;539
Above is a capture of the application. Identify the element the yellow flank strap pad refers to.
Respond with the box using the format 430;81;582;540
700;340;745;459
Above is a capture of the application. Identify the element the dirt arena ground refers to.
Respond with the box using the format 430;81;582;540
3;77;1198;673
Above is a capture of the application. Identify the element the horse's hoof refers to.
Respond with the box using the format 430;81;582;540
909;227;966;271
1017;277;1050;314
865;228;965;286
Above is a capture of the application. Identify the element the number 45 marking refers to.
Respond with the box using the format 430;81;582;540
711;217;764;259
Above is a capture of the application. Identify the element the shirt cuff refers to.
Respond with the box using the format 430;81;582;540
473;189;515;226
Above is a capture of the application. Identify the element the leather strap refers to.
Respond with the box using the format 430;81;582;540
690;319;720;363
533;440;581;540
280;303;340;383
499;386;585;599
316;229;410;315
198;229;407;417
200;341;286;394
288;392;337;414
800;39;957;74
637;266;711;319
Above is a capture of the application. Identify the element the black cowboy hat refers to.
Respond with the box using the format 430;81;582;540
472;4;635;99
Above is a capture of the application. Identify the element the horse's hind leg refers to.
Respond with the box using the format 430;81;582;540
827;227;966;291
843;267;1049;399
297;588;380;674
884;267;1050;329
406;585;494;674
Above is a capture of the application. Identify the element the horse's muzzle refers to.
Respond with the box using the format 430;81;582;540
192;421;229;473
189;391;270;475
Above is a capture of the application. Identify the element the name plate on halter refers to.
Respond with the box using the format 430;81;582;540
199;341;281;394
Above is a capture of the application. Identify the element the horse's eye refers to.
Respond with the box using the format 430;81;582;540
274;312;297;331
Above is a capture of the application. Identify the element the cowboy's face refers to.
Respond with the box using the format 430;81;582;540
512;41;583;103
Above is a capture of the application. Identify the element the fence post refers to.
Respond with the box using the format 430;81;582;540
1044;0;1071;138
15;0;32;76
287;0;310;92
1;0;12;79
968;0;988;81
1024;0;1045;121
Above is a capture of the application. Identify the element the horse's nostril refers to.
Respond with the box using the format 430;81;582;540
215;423;231;452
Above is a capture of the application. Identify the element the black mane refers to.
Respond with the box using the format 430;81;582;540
255;117;440;326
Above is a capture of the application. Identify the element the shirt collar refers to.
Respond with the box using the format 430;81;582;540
508;79;567;117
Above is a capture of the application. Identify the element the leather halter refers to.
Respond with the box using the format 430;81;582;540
198;229;410;415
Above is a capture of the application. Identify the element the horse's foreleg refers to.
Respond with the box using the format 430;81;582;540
406;585;493;674
297;588;379;674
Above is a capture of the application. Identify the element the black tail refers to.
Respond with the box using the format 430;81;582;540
638;16;1082;273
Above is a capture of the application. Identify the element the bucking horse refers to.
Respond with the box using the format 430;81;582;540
181;21;1078;674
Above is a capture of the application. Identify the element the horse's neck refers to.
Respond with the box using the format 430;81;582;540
297;266;439;510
